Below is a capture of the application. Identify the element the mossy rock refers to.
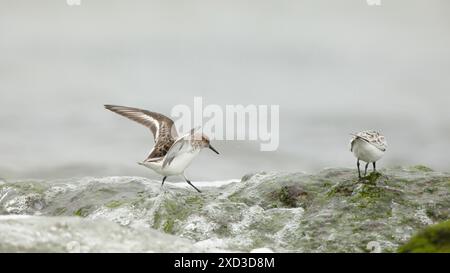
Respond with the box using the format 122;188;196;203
2;168;450;253
361;171;382;184
8;181;47;194
398;220;450;253
411;165;434;172
152;194;205;234
73;206;93;217
105;200;124;208
270;185;309;208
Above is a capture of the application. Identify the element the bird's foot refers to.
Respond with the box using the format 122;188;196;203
159;184;170;194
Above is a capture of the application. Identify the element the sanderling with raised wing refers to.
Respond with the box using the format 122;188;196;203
350;130;387;179
105;105;219;193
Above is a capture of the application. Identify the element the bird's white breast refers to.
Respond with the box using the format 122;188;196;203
142;150;201;176
352;138;385;163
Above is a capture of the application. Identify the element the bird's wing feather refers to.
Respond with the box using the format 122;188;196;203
362;131;387;152
105;105;179;159
372;139;387;151
105;105;177;140
350;137;356;152
351;131;387;152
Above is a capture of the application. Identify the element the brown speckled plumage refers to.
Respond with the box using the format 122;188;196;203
104;105;178;160
350;130;387;152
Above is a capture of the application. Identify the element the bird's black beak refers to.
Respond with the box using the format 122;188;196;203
209;145;220;155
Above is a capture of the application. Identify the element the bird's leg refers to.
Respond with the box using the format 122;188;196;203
183;175;201;193
357;159;361;179
373;162;377;173
161;176;167;187
364;163;369;177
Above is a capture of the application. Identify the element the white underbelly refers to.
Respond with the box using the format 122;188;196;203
352;139;385;163
142;150;200;176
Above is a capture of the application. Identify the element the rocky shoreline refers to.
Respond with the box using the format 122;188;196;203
0;166;449;252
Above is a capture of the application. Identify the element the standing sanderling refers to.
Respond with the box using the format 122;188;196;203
350;130;387;179
105;105;220;193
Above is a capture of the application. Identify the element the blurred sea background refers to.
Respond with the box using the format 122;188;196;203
1;0;449;181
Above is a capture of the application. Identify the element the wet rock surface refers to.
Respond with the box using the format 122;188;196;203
398;220;450;253
0;215;209;253
0;166;449;252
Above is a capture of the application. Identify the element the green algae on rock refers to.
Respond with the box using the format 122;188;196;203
0;166;449;252
398;220;450;253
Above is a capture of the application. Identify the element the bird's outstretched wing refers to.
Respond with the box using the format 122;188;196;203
105;105;178;159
